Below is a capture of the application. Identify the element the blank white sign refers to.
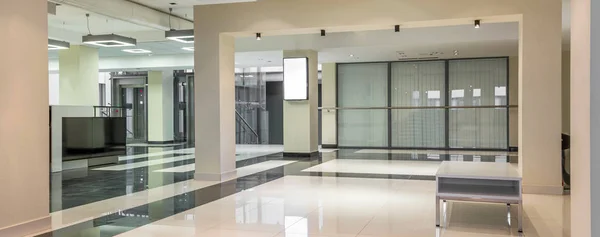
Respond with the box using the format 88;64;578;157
283;58;308;100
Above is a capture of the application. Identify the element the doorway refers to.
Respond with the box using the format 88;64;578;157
173;72;195;144
111;74;148;143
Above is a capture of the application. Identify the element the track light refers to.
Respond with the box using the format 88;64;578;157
256;33;261;40
321;29;326;36
395;25;400;32
474;20;481;29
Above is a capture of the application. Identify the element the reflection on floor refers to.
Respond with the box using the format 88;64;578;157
118;176;569;237
355;148;517;156
40;147;569;237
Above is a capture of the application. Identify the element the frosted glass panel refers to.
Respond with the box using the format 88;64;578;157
391;61;445;148
449;58;508;149
338;63;388;147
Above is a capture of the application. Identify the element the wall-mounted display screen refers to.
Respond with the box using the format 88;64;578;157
283;57;308;100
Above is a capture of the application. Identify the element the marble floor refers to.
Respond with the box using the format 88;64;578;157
37;147;569;237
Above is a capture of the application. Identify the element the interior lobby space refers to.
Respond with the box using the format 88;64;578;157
0;0;596;236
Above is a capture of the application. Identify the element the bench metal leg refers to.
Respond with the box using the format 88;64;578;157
518;202;523;232
436;196;440;227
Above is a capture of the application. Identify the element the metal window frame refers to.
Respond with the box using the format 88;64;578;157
335;56;511;151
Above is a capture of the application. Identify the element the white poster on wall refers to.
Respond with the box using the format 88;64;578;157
283;57;308;100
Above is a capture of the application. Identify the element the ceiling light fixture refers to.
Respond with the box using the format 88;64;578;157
181;47;194;51
256;33;262;40
454;50;459;56
48;39;70;50
395;25;400;32
349;54;354;57
474;19;481;29
321;29;326;36
166;29;194;43
82;14;137;47
122;49;152;54
83;34;137;47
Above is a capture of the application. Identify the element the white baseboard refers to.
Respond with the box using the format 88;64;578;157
523;184;564;195
0;215;50;237
195;170;237;181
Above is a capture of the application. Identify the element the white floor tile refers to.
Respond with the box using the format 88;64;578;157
109;175;568;237
302;159;441;176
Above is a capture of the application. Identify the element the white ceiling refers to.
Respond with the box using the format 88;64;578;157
47;0;571;69
48;4;154;35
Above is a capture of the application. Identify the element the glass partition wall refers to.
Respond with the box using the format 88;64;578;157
337;57;509;150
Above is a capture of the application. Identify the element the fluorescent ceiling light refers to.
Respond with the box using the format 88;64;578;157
165;29;194;43
48;39;70;50
181;47;194;51
122;49;152;54
82;34;136;48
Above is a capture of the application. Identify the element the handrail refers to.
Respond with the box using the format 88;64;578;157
235;110;260;141
319;105;518;111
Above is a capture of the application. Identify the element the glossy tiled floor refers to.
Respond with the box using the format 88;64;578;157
117;176;570;237
38;146;569;237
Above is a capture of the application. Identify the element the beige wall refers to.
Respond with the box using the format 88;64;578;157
570;0;592;236
58;45;100;106
283;50;319;153
0;0;50;235
321;63;337;146
509;52;571;146
194;0;563;193
148;71;174;142
193;33;237;181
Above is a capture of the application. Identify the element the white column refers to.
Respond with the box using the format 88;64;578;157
0;0;50;235
518;0;563;194
194;28;237;181
321;63;337;148
147;71;174;143
58;45;100;106
282;50;319;156
571;0;596;236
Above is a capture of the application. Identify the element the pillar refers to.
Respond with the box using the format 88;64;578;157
518;0;563;194
321;63;337;148
147;71;174;143
58;45;99;106
283;50;319;156
193;31;237;181
571;0;596;235
0;0;50;235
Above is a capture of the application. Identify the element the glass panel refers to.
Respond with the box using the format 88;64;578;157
390;61;446;148
449;58;508;149
338;63;388;147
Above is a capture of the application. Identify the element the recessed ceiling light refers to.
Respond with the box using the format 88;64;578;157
165;29;194;43
122;49;152;54
181;47;194;51
349;54;354;57
83;34;137;47
48;39;70;50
